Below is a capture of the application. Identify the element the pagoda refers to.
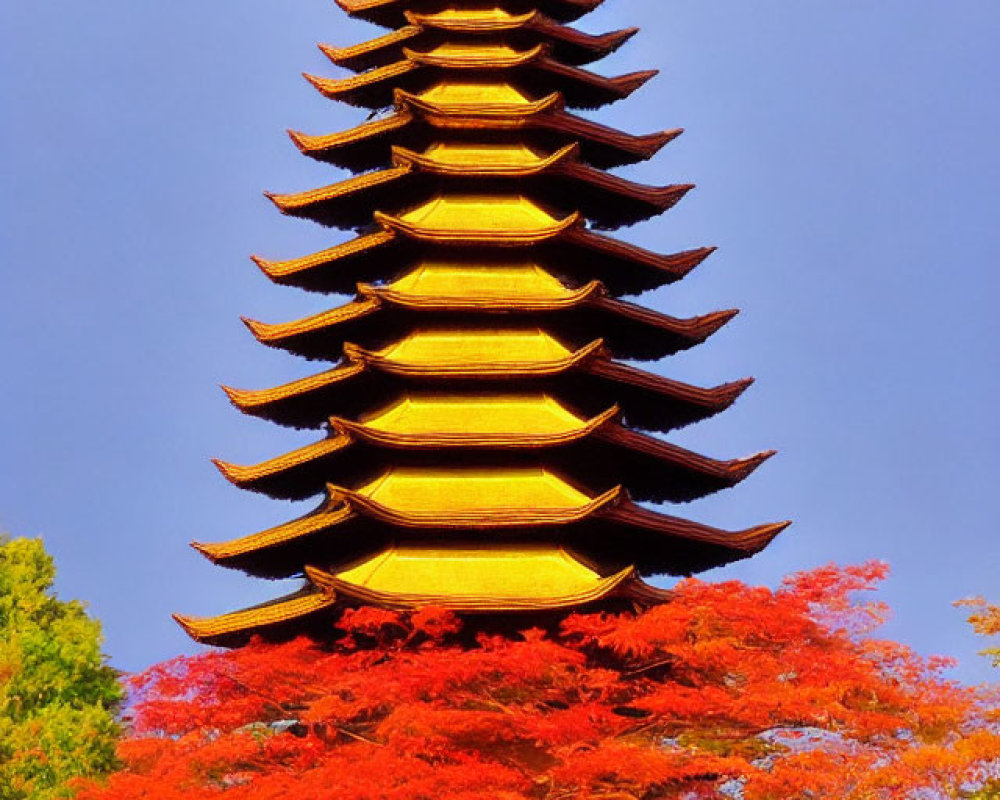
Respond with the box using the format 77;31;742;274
175;0;790;647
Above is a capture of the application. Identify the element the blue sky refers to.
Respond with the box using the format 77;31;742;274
1;0;998;682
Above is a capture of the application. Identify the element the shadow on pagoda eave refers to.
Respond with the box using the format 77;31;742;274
211;401;774;503
221;349;754;434
193;468;790;580
252;218;714;297
266;141;692;231
241;290;736;362
288;91;682;172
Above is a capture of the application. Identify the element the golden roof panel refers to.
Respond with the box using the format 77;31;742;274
375;327;570;363
414;40;539;63
330;465;621;528
306;545;633;611
399;193;561;230
352;392;613;440
377;193;579;243
384;259;570;302
345;328;603;377
414;7;529;24
418;79;533;107
400;140;566;170
353;466;594;513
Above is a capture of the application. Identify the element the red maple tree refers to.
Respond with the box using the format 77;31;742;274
76;564;1000;799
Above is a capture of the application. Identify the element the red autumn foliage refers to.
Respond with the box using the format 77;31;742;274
75;564;1000;799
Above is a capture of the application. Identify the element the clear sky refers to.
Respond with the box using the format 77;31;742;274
2;0;998;682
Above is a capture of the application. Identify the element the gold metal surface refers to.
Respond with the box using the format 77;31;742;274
307;546;634;610
381;259;572;302
417;80;533;107
345;328;603;376
357;393;597;437
351;466;598;514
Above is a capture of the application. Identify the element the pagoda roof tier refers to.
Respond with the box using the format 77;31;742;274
289;90;681;171
335;0;604;29
323;10;637;71
331;466;622;528
304;546;668;611
252;211;710;298
242;286;736;362
223;350;752;433
370;258;596;302
212;396;773;502
194;485;788;580
173;587;337;648
305;45;656;110
266;142;692;231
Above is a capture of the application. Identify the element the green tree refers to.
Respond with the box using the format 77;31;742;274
0;536;121;799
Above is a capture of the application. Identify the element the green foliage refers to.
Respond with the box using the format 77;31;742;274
0;536;121;799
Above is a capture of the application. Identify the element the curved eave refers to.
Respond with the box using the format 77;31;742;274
323;18;636;71
241;291;736;362
266;147;693;231
374;206;581;246
591;504;793;576
336;412;773;503
251;228;713;298
393;140;578;174
581;424;775;503
194;502;355;565
174;589;337;648
288;106;682;172
343;336;606;379
406;9;539;33
210;411;772;505
328;482;623;530
221;363;394;430
191;489;788;582
304;50;655;110
396;86;562;119
579;360;755;432
368;272;602;310
335;0;605;29
520;16;637;65
222;356;753;434
319;26;421;72
607;503;791;553
191;499;389;580
332;404;619;449
409;12;638;66
305;563;646;612
213;434;370;500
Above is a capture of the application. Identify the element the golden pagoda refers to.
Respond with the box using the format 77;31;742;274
176;0;790;646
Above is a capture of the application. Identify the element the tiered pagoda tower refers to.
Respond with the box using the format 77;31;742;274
176;0;790;646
